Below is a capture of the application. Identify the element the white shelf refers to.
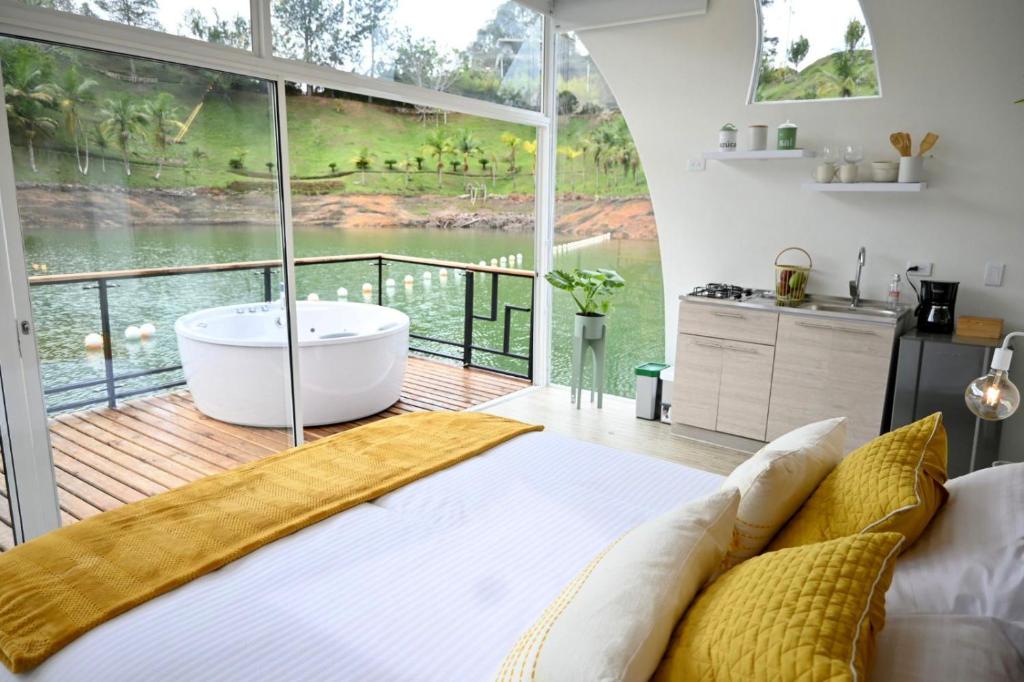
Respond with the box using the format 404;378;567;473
703;149;816;161
803;182;927;192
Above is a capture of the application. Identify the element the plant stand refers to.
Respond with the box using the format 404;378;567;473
570;314;606;409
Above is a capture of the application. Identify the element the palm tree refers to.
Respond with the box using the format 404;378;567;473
48;66;97;175
100;94;149;176
92;123;111;172
350;147;374;184
4;59;56;173
454;129;481;174
500;132;522;173
422;129;452;188
522;139;538;177
145;93;184;180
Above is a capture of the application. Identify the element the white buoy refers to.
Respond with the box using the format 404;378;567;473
385;278;396;288
439;268;448;278
478;260;486;267
499;256;508;267
422;271;432;280
508;254;515;265
306;292;320;302
361;282;373;295
139;322;156;339
124;325;141;342
516;253;523;263
337;286;348;299
403;274;414;286
490;258;498;267
84;332;103;351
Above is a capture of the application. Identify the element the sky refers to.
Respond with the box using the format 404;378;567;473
761;0;873;67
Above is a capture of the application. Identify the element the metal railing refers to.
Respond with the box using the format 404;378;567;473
29;253;535;414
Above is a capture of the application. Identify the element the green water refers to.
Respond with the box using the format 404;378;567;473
25;226;664;409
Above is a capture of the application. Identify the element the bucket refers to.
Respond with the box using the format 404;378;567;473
774;247;812;307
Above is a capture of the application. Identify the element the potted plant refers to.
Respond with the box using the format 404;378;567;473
546;268;626;340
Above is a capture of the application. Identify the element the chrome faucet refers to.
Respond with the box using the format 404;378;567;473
849;247;867;308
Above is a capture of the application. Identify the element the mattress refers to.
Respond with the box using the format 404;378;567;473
5;431;724;681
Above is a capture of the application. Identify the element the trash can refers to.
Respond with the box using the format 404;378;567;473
659;366;674;424
635;362;669;420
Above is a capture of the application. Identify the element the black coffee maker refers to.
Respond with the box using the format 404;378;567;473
916;280;959;333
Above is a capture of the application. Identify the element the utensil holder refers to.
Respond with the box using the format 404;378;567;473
774;247;813;307
898;156;923;183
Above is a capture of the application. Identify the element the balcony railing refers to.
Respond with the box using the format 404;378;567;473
29;253;535;414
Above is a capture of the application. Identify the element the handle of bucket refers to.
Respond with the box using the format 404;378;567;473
775;247;813;269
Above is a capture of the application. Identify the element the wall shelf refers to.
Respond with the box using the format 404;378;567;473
803;182;927;192
703;149;816;161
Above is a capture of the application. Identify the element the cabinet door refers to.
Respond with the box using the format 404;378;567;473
673;333;723;430
767;316;895;448
716;341;775;441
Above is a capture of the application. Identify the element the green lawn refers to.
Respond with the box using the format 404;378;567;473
756;50;878;102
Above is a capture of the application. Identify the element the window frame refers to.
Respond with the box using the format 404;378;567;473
746;0;884;105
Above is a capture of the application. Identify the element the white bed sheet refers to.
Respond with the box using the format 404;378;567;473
6;432;724;682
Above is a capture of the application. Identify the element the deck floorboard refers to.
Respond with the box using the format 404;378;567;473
0;357;527;548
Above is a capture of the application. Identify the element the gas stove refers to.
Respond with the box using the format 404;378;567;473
689;283;756;301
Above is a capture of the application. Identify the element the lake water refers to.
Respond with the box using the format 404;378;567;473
24;226;664;409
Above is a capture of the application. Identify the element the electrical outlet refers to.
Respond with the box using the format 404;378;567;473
687;158;706;172
984;262;1005;287
906;261;933;277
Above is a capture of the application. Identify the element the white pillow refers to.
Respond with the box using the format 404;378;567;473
887;462;1024;621
871;614;1024;682
718;417;846;569
495;488;739;682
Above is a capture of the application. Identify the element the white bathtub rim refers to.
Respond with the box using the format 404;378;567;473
174;301;410;349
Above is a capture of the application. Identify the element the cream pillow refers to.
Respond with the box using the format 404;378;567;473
495;488;739;682
719;416;846;569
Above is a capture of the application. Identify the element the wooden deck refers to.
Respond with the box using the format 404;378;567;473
0;357;529;551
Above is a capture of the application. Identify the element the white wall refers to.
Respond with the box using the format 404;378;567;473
579;0;1024;460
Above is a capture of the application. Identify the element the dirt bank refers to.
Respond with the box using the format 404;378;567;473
14;184;658;240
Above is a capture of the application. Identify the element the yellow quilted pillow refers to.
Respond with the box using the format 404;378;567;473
768;413;948;552
654;532;905;682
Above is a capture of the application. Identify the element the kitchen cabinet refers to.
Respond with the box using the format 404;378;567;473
767;315;896;448
674;334;775;442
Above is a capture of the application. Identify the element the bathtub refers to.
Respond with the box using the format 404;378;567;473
175;301;409;428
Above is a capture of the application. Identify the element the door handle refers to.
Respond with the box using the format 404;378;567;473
693;339;723;349
712;310;745;319
20;321;30;335
722;344;759;354
795;320;877;336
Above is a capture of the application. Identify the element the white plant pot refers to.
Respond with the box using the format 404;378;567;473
574;313;606;340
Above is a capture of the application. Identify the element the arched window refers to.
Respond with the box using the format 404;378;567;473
751;0;880;103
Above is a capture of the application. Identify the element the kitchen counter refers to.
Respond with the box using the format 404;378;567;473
679;291;913;326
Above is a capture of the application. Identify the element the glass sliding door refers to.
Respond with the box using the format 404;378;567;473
0;36;298;540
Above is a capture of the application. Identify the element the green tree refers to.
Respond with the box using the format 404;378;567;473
350;0;396;79
351;146;374;183
182;8;251;49
95;0;161;28
100;94;150;176
145;92;184;180
48;65;97;175
845;19;866;53
500;132;521;173
3;58;56;173
787;35;809;72
422;128;453;187
454;129;482;174
392;32;461;94
272;0;355;67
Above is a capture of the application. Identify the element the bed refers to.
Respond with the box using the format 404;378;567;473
2;431;723;681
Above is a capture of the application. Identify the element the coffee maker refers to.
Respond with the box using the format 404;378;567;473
916;280;959;334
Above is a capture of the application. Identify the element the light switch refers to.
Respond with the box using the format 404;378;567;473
687;158;706;172
984;262;1004;287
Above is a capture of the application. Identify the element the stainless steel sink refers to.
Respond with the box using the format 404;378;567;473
799;302;901;318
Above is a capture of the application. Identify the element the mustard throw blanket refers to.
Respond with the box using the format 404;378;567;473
0;411;541;673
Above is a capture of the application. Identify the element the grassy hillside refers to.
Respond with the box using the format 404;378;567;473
3;38;646;198
756;49;878;102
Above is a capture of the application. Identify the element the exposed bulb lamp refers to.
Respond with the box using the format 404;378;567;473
965;332;1022;421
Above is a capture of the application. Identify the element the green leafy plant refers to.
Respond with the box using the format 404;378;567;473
546;268;625;316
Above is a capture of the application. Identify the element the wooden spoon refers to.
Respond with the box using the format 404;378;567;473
919;132;939;156
889;133;905;156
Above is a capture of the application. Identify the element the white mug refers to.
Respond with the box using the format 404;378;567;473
838;164;859;183
812;162;837;183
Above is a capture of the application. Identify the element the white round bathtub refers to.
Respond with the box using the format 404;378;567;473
175;301;409;428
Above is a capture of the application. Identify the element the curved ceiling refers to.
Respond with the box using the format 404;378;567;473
517;0;708;31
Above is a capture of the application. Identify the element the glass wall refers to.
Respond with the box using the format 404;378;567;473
0;435;12;549
284;84;536;377
272;0;543;110
15;0;253;49
1;36;296;529
754;0;879;102
551;33;664;398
